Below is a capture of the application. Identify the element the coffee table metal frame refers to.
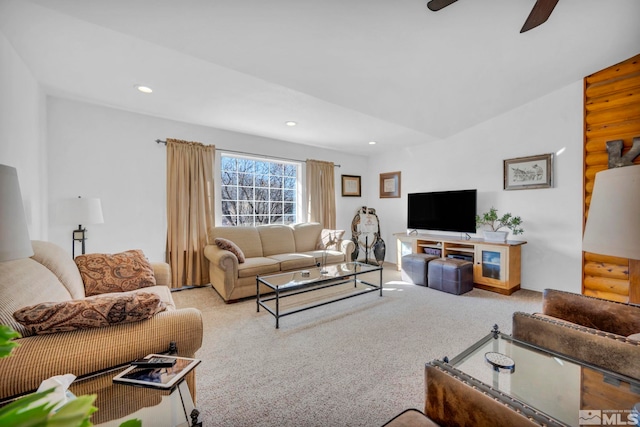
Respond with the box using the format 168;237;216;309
256;261;383;328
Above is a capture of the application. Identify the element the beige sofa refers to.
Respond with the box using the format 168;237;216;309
0;240;203;400
204;223;355;302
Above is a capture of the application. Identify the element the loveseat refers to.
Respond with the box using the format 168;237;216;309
204;223;355;302
0;241;203;400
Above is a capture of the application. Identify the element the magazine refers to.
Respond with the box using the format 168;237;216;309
113;354;201;389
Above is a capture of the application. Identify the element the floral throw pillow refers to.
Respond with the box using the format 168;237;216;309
13;292;166;335
75;249;156;297
215;237;245;263
316;229;345;251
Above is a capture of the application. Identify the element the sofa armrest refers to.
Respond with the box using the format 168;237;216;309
204;244;239;296
340;239;355;258
542;289;640;336
512;311;640;379
0;307;203;400
150;262;171;287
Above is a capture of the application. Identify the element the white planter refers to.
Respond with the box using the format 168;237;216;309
483;231;508;242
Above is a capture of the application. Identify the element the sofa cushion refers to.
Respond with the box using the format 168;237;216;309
237;257;281;278
292;222;323;252
13;292;166;335
135;285;177;311
316;229;345;250
267;253;317;271
0;257;74;337
303;250;346;265
75;250;156;296
209;226;264;258
215;237;246;263
31;240;86;299
258;225;296;256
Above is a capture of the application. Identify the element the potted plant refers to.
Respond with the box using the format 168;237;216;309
475;207;524;242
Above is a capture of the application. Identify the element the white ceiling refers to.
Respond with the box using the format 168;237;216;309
1;0;639;155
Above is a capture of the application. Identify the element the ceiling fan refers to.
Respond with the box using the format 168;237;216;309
427;0;560;33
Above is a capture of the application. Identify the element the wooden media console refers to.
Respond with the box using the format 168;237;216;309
394;233;527;295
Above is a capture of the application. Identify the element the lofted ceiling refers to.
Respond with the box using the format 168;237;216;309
1;0;639;155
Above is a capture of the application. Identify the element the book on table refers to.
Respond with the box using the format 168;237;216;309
113;354;201;390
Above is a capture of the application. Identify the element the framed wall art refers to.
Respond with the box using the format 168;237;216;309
379;171;401;198
504;153;553;190
341;175;361;197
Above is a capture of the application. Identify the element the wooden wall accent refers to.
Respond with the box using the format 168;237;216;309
583;53;640;303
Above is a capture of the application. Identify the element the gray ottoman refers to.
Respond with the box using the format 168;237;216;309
428;258;474;295
401;253;439;286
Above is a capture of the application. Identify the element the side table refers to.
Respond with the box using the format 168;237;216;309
69;364;202;427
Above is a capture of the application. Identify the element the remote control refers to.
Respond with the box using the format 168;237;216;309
130;357;176;368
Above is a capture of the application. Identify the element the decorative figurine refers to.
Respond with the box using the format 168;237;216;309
350;206;385;266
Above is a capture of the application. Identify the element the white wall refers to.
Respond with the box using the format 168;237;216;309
19;79;586;293
367;81;584;293
46;97;369;261
0;31;47;240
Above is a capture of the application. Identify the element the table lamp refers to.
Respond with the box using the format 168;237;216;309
0;164;34;262
583;164;640;302
58;196;104;257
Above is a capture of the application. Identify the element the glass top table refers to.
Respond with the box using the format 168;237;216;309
444;326;640;427
256;261;383;328
1;363;201;427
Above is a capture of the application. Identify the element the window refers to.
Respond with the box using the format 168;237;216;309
220;154;300;226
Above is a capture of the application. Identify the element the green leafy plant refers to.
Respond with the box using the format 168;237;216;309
475;207;524;235
0;324;141;427
0;325;20;358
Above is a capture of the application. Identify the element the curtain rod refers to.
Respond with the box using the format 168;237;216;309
155;139;341;167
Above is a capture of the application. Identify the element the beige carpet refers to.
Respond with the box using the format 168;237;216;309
172;263;542;426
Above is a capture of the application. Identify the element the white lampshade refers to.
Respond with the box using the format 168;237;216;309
0;164;34;262
583;165;640;260
58;197;104;226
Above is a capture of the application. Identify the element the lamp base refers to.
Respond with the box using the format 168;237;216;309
72;225;87;258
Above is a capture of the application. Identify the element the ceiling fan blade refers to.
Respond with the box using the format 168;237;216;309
427;0;458;12
520;0;559;33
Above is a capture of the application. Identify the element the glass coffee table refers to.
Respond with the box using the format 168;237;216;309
441;325;640;427
257;262;383;328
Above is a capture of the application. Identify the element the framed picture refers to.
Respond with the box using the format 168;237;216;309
341;175;361;197
379;171;401;198
504;153;554;190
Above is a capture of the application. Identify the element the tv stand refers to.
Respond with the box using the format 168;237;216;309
394;232;527;295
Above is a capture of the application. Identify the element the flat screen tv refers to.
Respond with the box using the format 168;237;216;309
407;189;477;233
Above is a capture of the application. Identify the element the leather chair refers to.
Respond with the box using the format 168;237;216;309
512;289;640;379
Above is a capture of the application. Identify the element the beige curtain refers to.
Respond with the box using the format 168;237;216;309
306;159;336;229
166;138;215;288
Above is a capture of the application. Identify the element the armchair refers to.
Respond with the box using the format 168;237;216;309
512;289;640;379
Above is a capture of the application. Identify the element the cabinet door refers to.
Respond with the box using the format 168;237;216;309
474;244;509;287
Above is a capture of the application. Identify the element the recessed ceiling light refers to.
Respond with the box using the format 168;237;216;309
285;121;297;127
135;85;153;94
369;141;377;145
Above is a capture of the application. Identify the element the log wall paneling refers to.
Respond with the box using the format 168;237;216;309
583;53;640;303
